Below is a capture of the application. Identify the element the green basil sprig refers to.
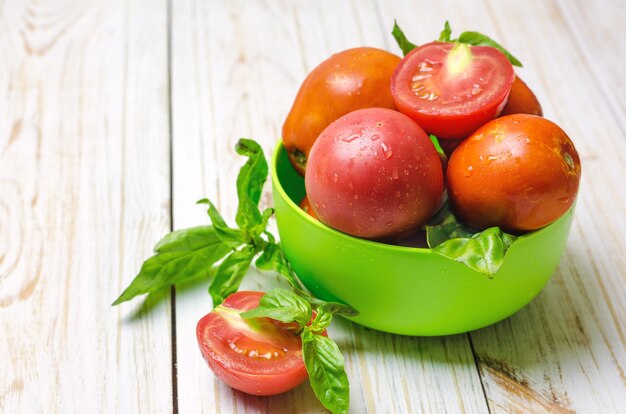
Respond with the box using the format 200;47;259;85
242;289;350;414
112;226;230;305
112;138;357;316
391;20;418;56
392;20;523;67
426;203;517;277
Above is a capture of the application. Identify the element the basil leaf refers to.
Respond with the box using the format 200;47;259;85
391;20;417;56
426;204;476;247
255;241;300;288
457;31;522;67
439;20;452;42
308;308;332;333
432;227;517;277
234;139;268;230
429;134;445;158
197;198;246;246
313;300;359;318
248;207;274;243
209;245;256;306
241;288;312;328
302;330;350;414
113;226;230;305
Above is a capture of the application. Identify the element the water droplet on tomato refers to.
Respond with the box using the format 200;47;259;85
368;216;375;222
380;142;393;159
386;221;393;227
333;173;338;183
354;194;359;200
371;134;380;141
342;134;360;143
321;203;327;209
464;166;473;177
391;167;399;179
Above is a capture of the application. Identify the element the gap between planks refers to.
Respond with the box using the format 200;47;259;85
166;0;180;412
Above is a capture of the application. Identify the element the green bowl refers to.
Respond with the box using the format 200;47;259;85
271;143;574;336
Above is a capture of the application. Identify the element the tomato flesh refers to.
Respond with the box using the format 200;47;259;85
391;42;514;140
196;291;307;396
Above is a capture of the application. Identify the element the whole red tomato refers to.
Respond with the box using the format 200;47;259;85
500;76;543;117
282;47;401;175
446;114;581;233
305;108;443;240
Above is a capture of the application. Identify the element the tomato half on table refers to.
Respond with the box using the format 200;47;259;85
391;41;515;140
196;291;308;396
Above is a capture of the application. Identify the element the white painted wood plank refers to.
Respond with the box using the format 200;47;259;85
0;0;172;411
554;0;626;128
171;1;489;412
377;0;626;412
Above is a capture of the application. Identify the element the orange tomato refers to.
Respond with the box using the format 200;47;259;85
500;76;543;117
299;195;318;220
446;114;581;233
282;47;401;175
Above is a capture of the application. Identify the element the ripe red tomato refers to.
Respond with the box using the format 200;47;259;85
282;47;401;175
391;42;514;140
305;108;443;239
446;114;581;232
500;76;543;117
196;291;307;396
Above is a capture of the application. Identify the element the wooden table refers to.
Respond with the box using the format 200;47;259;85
2;0;625;412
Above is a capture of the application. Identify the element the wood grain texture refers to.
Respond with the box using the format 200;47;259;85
0;0;173;411
2;0;625;412
378;0;626;412
171;0;488;412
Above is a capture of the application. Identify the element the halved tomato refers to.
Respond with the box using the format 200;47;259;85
196;291;307;396
391;41;515;139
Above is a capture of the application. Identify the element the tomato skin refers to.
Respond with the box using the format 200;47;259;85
282;47;401;175
500;76;543;117
299;195;318;220
446;114;581;233
305;108;443;239
196;291;308;396
391;42;515;140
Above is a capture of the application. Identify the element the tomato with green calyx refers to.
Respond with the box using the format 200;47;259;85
196;291;308;396
305;108;443;240
391;41;515;140
446;114;581;233
282;47;401;175
500;76;543;117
